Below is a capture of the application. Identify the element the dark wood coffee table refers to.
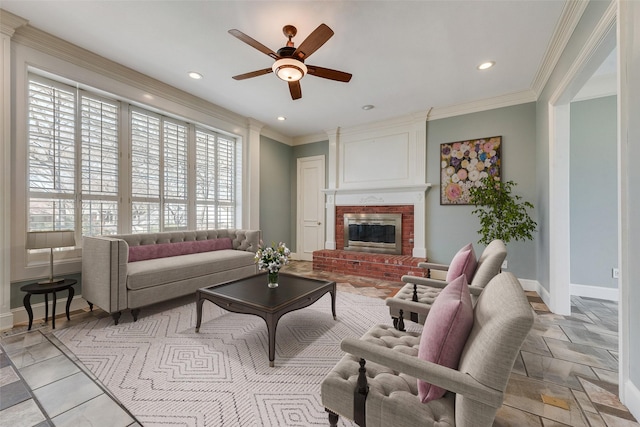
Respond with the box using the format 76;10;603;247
195;272;336;367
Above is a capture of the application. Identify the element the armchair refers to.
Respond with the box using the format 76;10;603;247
321;271;533;427
387;239;507;329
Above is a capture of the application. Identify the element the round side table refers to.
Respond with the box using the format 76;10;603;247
20;279;77;330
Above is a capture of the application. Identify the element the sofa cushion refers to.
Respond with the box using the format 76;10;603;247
128;238;233;262
417;274;473;403
445;243;476;282
126;249;255;290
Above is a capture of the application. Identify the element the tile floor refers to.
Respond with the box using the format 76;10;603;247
0;260;637;426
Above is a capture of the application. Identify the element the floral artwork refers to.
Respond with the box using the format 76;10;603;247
440;136;501;205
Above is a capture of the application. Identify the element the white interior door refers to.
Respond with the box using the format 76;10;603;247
296;155;325;261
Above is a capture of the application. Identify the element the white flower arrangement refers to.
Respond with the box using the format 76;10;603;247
255;242;291;273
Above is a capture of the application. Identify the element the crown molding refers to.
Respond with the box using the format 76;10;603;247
0;9;28;37
260;127;293;146
12;24;248;130
335;110;430;138
530;0;590;97
427;89;537;121
292;132;329;146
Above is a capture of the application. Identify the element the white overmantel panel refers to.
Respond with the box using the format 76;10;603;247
323;111;431;258
336;112;428;190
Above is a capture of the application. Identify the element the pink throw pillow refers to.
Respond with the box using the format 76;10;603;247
417;274;474;403
128;238;233;262
446;243;476;282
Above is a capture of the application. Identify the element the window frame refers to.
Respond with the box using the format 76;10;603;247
26;73;242;242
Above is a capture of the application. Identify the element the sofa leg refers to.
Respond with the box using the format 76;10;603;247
111;311;122;325
131;308;140;322
87;301;93;311
326;409;339;427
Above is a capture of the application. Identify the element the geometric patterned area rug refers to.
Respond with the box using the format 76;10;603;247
54;291;409;426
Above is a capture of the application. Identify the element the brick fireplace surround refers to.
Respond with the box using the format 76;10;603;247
313;205;427;282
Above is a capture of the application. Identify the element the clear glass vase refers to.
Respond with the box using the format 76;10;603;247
268;271;279;288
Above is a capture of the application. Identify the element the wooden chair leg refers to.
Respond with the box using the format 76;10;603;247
397;310;406;331
326;409;339;427
354;358;369;426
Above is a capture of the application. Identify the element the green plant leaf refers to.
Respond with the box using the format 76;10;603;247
469;176;537;245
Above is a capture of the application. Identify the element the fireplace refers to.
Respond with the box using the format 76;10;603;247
343;213;402;254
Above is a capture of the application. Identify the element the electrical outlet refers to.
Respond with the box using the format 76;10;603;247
501;260;508;269
612;268;620;279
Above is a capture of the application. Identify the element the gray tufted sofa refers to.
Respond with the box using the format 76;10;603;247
82;229;260;324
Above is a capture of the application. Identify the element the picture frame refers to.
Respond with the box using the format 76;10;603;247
440;136;502;205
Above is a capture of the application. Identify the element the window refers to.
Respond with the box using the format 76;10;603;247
81;94;119;236
195;129;237;229
130;111;188;232
27;74;241;237
28;78;76;231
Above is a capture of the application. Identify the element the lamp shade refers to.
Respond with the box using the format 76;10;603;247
26;230;76;249
272;58;307;82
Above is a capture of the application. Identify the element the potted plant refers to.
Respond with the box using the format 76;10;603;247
468;176;537;245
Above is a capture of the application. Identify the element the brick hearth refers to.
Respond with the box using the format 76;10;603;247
313;205;426;282
312;250;426;282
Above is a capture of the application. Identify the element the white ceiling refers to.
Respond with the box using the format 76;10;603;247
2;1;568;139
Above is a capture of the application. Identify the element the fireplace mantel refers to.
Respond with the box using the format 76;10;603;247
323;184;431;258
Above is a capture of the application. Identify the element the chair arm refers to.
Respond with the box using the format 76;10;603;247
468;286;483;296
401;275;449;289
417;262;450;271
340;338;503;409
385;297;433;317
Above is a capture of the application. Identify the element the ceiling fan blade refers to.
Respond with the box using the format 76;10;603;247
232;68;273;80
293;23;334;60
228;29;278;59
288;81;302;100
307;65;352;82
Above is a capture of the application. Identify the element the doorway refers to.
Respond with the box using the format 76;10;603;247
296;155;325;261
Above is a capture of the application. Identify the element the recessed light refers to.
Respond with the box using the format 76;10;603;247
477;61;495;70
188;71;203;80
277;116;286;121
362;105;374;110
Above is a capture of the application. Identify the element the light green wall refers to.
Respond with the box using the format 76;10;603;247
258;137;329;253
570;96;618;288
426;103;537;279
259;136;292;247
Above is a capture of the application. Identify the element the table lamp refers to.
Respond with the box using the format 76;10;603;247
26;230;76;284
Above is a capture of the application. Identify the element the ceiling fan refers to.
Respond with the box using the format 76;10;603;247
228;23;352;100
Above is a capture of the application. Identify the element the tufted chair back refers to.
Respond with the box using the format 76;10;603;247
469;239;507;288
454;271;534;425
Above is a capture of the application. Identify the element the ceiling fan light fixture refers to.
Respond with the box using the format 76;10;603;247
272;58;307;82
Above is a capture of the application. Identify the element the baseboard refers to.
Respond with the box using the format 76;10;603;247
624;379;640;422
0;311;14;331
518;278;552;308
10;295;90;326
570;283;619;301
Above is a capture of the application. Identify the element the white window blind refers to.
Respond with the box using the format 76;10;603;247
163;120;188;231
195;129;236;229
131;110;161;233
80;94;119;236
28;79;76;231
26;73;241;237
